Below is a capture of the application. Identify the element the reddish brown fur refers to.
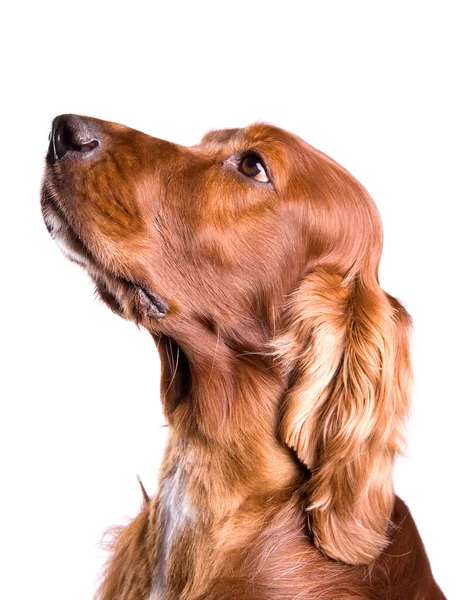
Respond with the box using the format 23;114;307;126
41;116;445;599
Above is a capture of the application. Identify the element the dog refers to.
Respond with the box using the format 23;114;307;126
41;115;445;599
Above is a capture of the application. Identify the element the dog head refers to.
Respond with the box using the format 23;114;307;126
41;115;412;565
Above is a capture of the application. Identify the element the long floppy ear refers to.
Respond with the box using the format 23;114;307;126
274;268;412;565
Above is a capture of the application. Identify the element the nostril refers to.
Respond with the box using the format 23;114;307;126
75;139;99;153
57;129;99;155
48;114;100;163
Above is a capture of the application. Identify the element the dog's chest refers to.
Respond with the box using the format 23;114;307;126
149;460;197;600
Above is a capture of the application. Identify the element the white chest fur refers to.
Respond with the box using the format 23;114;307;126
149;459;197;600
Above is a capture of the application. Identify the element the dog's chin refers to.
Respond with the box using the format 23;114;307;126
41;188;92;268
41;187;169;322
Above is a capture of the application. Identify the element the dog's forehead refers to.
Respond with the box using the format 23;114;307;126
199;123;293;150
200;128;241;145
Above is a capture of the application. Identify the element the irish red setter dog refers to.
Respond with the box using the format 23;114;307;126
41;115;445;599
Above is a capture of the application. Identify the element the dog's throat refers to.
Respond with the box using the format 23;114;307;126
155;336;192;411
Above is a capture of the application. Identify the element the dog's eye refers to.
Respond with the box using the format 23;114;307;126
238;154;269;183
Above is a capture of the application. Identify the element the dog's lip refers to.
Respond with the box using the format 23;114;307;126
42;186;169;320
134;284;169;318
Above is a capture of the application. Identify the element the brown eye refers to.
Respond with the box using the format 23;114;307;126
238;154;269;182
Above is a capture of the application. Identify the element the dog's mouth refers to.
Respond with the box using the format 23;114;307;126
41;186;168;321
42;178;193;422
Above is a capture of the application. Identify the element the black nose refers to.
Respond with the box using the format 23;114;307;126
47;114;99;164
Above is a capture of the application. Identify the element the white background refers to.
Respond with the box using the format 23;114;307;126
1;2;460;598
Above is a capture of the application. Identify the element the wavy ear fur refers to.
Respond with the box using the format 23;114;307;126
274;268;412;565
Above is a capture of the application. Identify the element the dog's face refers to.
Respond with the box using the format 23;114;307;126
41;115;379;348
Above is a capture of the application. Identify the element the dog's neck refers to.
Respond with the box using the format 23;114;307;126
154;329;301;522
149;332;301;599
